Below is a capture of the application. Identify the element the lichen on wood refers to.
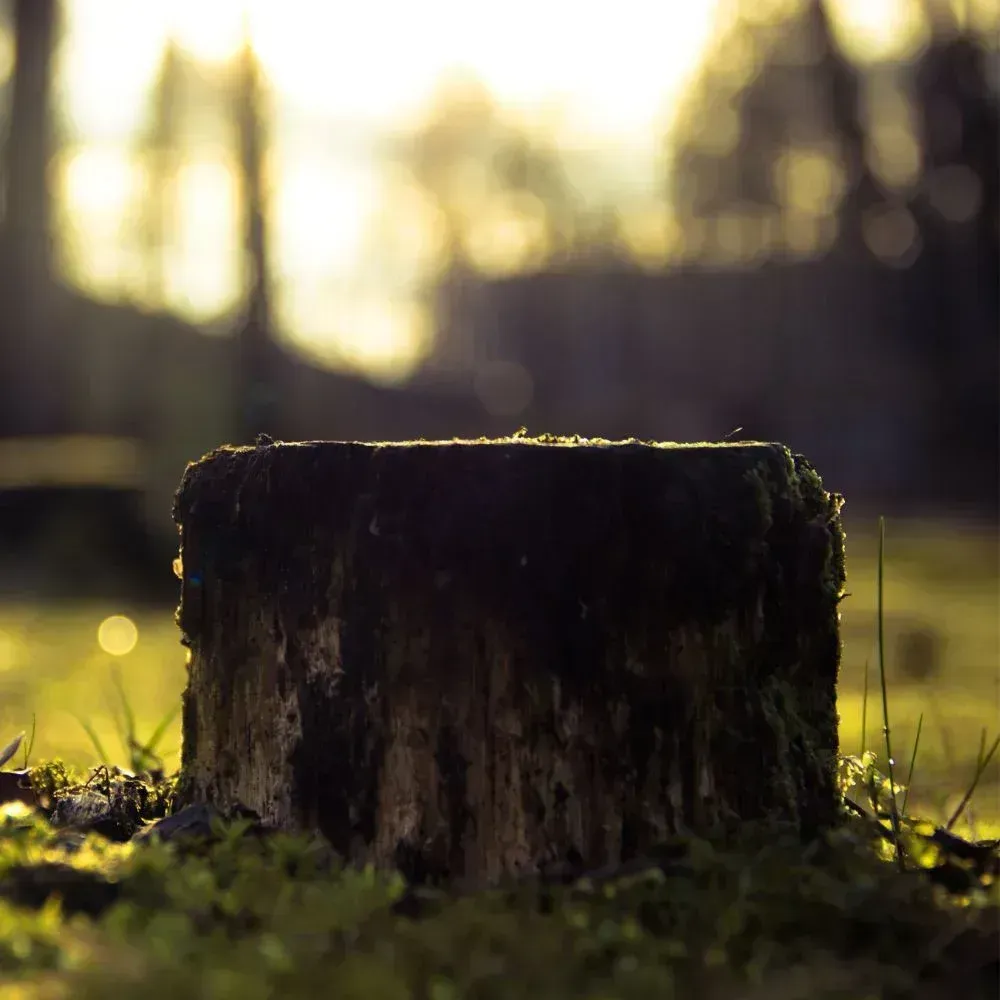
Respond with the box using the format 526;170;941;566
172;436;846;883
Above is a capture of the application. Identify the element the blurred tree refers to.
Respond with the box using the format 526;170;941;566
130;39;184;307
230;30;278;443
667;0;887;262
389;73;609;369
666;0;998;509
0;0;60;434
404;74;591;268
668;0;997;270
124;27;278;446
802;0;887;255
905;0;999;504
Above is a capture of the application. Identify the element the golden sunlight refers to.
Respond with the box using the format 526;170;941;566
168;0;246;64
57;1;166;136
825;0;930;63
279;292;433;385
162;159;241;319
269;157;376;279
60;146;137;217
56;146;142;295
0;25;13;86
53;0;911;378
247;2;442;125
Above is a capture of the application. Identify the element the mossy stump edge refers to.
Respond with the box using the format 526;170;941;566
173;436;845;884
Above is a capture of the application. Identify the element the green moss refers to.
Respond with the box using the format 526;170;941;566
26;758;82;806
0;776;994;999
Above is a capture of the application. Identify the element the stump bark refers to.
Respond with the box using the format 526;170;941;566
173;437;846;883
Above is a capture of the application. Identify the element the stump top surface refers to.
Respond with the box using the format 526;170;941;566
241;435;775;451
184;437;789;474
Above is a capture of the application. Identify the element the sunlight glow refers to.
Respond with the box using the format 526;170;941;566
54;0;917;376
60;147;138;217
464;193;551;276
270;157;376;279
364;168;451;286
170;0;246;64
57;147;143;295
162;160;241;320
248;3;444;124
0;25;14;87
826;0;930;63
57;1;166;137
280;293;433;384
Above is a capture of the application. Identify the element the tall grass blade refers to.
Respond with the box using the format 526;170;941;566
860;657;870;758
75;715;109;764
21;712;36;769
876;516;904;869
900;712;924;819
21;712;38;771
945;731;1000;831
140;704;180;759
110;665;138;755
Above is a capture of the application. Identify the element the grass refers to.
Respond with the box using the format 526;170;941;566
0;795;993;1000
874;517;904;868
0;515;994;997
73;665;179;777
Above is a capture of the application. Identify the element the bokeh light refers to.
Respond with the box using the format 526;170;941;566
97;615;139;657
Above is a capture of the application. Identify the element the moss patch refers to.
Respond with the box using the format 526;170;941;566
0;763;995;999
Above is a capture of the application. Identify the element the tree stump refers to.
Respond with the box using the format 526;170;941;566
173;437;846;884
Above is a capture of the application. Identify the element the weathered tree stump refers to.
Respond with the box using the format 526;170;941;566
173;436;846;883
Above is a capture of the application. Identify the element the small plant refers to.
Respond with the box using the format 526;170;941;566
0;730;23;770
74;666;179;777
837;516;999;896
0;714;34;771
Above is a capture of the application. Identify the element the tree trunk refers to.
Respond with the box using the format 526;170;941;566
232;35;278;444
0;0;59;434
173;437;846;884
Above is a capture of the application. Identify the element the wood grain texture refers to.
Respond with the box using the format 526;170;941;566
173;437;846;883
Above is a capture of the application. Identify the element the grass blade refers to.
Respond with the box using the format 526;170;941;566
899;712;923;819
21;712;36;770
876;516;903;869
945;731;1000;831
74;715;109;764
860;657;870;758
110;665;138;755
140;704;181;759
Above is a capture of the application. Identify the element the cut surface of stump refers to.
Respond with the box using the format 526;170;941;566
173;436;846;884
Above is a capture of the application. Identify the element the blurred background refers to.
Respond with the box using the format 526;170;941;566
0;0;995;823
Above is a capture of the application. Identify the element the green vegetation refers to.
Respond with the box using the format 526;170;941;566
0;751;991;998
0;517;993;996
73;666;179;777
